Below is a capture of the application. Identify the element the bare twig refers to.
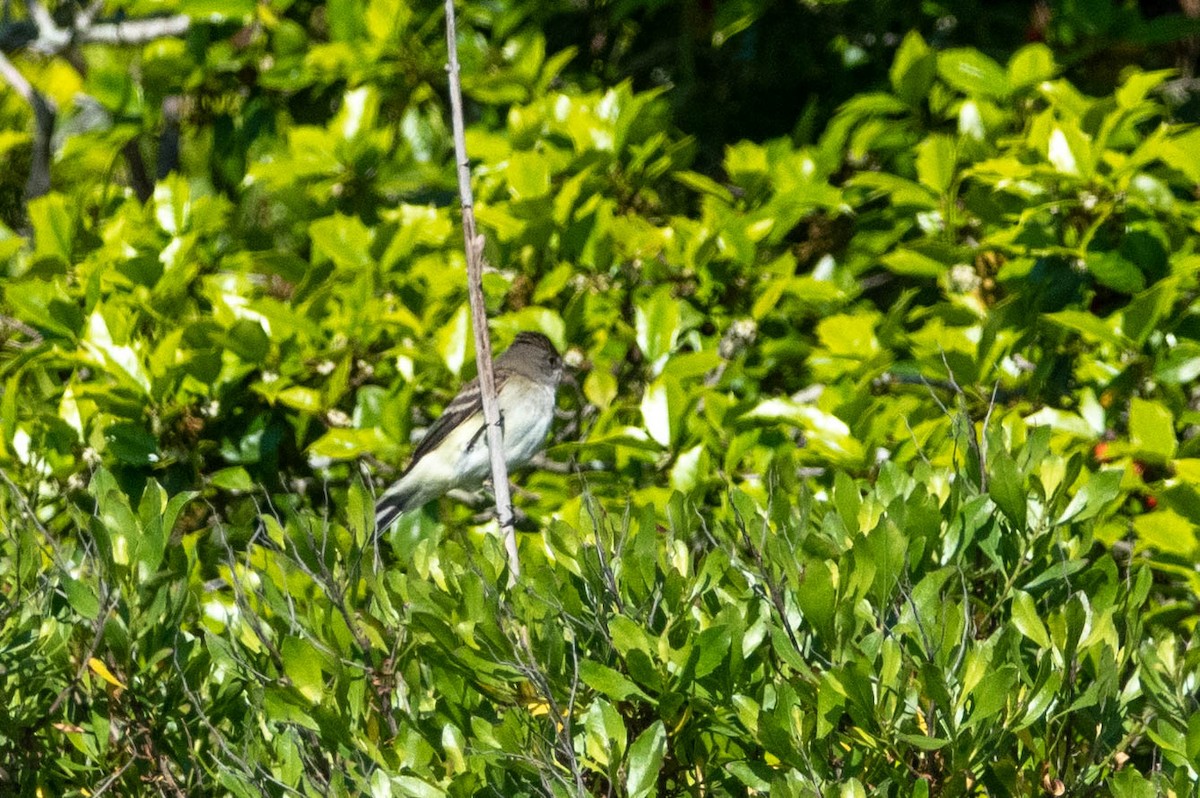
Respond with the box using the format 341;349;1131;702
23;0;66;53
14;4;189;54
0;465;68;568
939;349;986;492
582;490;624;615
47;588;117;717
74;1;105;33
82;14;190;46
170;647;304;796
85;757;137;798
443;0;519;582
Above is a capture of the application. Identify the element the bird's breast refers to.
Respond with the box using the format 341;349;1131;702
497;381;556;466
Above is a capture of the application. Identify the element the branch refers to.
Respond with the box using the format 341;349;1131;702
79;14;190;46
0;48;55;199
0;46;35;104
443;0;520;583
14;1;190;55
23;0;67;54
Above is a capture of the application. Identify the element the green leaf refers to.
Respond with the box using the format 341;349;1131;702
61;575;101;620
640;376;673;448
582;699;627;768
1132;511;1196;556
210;466;256;492
2;278;83;339
1156;341;1200;386
1187;712;1200;763
153;174;191;235
727;761;772;792
1116;69;1173;109
1107;766;1157;798
796;559;837;640
226;319;270;363
627;721;667;798
937;48;1009;98
1154;128;1200;182
1058;470;1122;524
673;170;733;203
441;723;467;775
816;312;879;358
436;305;470;377
276;386;324;414
635;286;681;369
988;447;1026;529
849;172;939;209
507;150;551;199
309;213;373;272
1007;43;1056;89
896;734;949;751
1011;590;1051;649
1129;398;1176;463
610;615;654;658
1046;123;1091;177
281;637;325;704
1043;310;1131;350
135;481;185;574
669;444;706;493
1124;277;1180;346
889;31;936;105
832;470;861;532
84;311;152;394
691;624;730;679
27;193;73;264
743;398;865;464
1087;251;1145;294
104;423;158;466
1016;668;1063;729
392;776;448;798
915;135;956;194
307;428;387;460
579;660;649;702
880;249;945;278
326;0;367;41
965;664;1017;727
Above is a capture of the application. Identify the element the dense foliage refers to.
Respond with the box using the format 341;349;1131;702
2;0;1199;795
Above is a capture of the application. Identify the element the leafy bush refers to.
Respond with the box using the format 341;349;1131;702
1;0;1199;794
1;433;1191;794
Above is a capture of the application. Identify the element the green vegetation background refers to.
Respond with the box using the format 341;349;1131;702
2;0;1200;794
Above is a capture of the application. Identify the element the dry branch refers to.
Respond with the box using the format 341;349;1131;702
442;0;521;581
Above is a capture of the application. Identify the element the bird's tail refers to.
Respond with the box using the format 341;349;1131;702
374;479;419;535
375;475;441;535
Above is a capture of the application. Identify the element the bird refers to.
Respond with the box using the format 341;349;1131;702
374;331;563;533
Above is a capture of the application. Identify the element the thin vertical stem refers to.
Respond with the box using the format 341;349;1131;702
443;0;520;582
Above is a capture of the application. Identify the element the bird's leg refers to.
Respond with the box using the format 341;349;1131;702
470;503;528;526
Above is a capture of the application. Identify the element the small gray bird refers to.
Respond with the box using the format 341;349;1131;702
374;332;563;532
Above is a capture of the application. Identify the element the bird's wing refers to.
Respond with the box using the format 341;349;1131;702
402;370;510;473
